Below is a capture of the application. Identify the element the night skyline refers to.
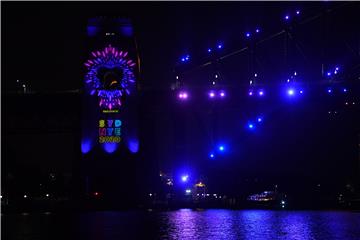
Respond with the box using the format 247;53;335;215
3;1;360;200
3;2;360;240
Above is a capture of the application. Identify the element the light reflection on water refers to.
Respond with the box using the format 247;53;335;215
3;209;360;240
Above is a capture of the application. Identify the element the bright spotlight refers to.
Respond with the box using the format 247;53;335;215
299;90;303;94
219;91;226;98
178;91;189;100
287;89;295;96
258;90;264;96
181;175;189;182
327;88;332;94
327;72;332;77
209;91;216;98
285;15;290;20
257;117;263;123
208;48;212;53
343;88;347;93
248;123;255;129
218;145;225;151
209;153;215;159
249;90;253;96
255;28;260;33
217;44;222;49
246;32;251;38
296;10;300;15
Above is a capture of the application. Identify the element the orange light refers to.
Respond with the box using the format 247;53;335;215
110;80;118;86
195;182;205;187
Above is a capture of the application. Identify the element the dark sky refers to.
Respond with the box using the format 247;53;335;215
3;2;360;193
5;1;352;91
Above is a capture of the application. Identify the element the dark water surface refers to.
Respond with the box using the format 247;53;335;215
3;209;360;240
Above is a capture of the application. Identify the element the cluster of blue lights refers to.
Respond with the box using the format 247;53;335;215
207;43;223;54
245;27;261;39
247;116;263;130
284;9;301;21
248;89;265;97
208;144;227;159
326;66;340;77
177;84;351;102
327;86;349;95
181;55;190;62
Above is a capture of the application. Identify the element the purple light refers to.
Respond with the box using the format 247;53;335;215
219;91;226;98
285;15;290;20
178;91;189;100
217;44;222;49
296;10;300;15
209;153;215;158
246;32;251;38
208;48;212;53
249;90;253;96
343;88;347;93
258;90;264;96
255;28;260;33
327;88;332;93
181;58;185;62
299;90;303;94
209;91;216;98
257;117;263;123
327;72;332;77
248;123;255;129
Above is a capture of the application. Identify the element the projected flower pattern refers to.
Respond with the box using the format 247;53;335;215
84;44;136;110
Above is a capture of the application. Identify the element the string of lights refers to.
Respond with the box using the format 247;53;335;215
172;3;359;164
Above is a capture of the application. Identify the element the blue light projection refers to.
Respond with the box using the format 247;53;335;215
84;44;136;110
128;138;139;153
81;139;92;154
103;142;118;153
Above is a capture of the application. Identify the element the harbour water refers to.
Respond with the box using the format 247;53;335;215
3;209;360;240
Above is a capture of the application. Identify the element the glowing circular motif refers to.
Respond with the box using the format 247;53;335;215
84;44;136;108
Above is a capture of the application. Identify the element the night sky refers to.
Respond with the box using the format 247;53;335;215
3;2;360;194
